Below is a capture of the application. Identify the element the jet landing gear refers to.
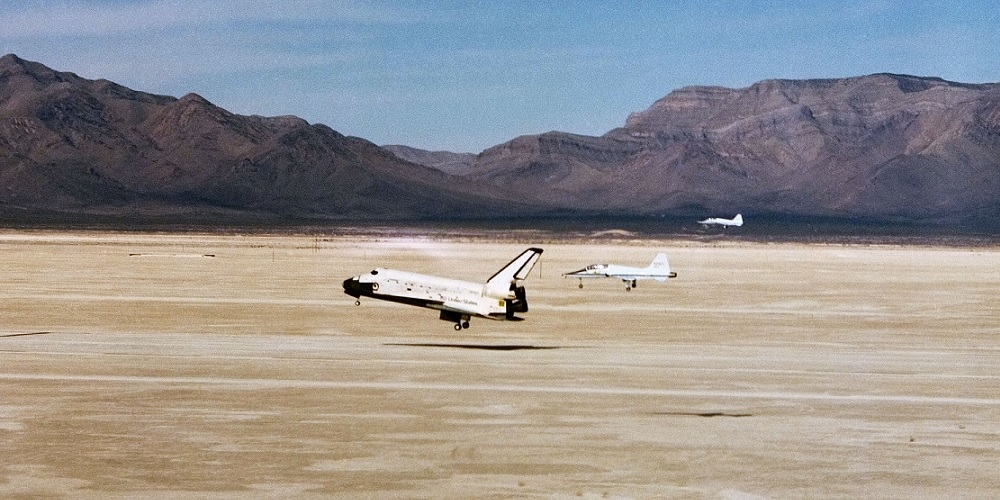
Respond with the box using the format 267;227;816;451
624;279;637;291
453;320;471;331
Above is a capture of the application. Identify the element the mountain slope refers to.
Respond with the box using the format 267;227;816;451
5;54;1000;226
465;74;1000;223
382;145;476;176
0;54;530;220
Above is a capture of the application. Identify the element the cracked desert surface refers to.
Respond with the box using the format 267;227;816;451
2;230;999;498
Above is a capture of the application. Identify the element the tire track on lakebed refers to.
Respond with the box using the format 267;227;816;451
3;372;999;407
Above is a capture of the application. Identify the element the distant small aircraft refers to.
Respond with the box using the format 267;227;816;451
343;248;543;330
699;213;743;227
563;253;677;291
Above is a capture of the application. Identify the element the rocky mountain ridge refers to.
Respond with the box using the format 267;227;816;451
0;54;531;221
4;53;1000;227
381;145;476;176
459;74;1000;223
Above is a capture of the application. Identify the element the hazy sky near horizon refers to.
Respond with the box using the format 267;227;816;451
2;1;998;152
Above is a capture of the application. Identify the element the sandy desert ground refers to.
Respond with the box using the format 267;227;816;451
1;230;999;498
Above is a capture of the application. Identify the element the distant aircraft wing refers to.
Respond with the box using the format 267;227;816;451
562;267;611;278
613;273;676;281
614;274;652;281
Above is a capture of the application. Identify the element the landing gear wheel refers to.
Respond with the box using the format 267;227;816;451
462;321;470;329
355;300;361;306
454;323;462;331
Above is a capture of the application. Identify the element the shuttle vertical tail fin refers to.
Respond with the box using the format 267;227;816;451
486;248;544;296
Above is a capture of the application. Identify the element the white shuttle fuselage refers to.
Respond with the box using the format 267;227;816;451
343;248;543;330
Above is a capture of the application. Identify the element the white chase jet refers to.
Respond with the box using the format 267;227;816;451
698;213;743;227
343;248;543;330
563;253;677;291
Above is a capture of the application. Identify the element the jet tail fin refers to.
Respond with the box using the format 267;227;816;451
646;252;677;278
733;214;743;226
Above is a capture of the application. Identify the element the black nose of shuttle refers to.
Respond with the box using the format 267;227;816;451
343;277;362;298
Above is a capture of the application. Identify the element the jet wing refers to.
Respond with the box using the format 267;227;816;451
563;265;613;278
614;273;677;281
563;271;613;278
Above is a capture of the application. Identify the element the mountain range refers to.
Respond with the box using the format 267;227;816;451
460;74;1000;225
0;54;531;222
3;53;1000;227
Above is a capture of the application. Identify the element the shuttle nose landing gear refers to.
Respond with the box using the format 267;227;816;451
453;320;471;331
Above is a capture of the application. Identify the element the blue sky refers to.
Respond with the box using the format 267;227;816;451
2;1;998;152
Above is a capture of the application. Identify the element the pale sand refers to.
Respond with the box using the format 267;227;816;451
1;231;999;498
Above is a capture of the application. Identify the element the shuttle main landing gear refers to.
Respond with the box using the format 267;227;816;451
442;311;471;330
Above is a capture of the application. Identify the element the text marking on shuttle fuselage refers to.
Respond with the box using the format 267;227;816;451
563;253;677;291
699;214;743;227
343;248;543;330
